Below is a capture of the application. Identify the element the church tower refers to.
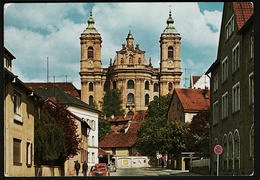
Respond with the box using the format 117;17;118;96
80;10;103;109
159;9;182;95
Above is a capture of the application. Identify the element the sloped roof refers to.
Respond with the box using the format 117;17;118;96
233;2;253;30
99;110;146;148
34;86;100;113
25;82;80;98
99;132;137;148
108;115;133;122
174;88;210;111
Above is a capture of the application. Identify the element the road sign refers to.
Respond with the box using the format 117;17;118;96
214;144;223;155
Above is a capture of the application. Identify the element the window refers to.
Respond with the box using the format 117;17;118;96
213;101;219;125
145;94;149;106
87;47;94;59
228;133;234;171
168;46;174;59
234;130;240;170
81;149;87;162
250;32;254;59
91;120;95;131
129;55;133;64
127;80;134;89
89;95;94;106
145;81;149;90
225;14;234;40
13;138;22;164
232;42;240;72
153;83;159;92
232;82;240;113
89;82;93;91
222;57;228;83
222;92;228;119
168;82;173;90
14;91;21;115
222;135;228;170
213;73;218;92
87;151;90;163
153;96;158;101
127;93;134;104
249;73;254;105
92;136;95;146
92;152;95;163
26;141;32;166
4;57;11;70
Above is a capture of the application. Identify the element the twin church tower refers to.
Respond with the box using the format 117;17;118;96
80;9;182;115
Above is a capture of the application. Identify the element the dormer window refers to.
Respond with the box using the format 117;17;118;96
4;57;12;70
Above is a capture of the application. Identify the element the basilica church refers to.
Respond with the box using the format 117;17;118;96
79;9;182;115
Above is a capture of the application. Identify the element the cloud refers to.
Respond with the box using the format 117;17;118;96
4;2;222;89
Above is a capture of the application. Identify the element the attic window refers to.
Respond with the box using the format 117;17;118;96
225;14;234;40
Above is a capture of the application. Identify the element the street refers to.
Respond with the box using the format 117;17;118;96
109;167;203;176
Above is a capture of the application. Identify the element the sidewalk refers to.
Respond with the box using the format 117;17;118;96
161;169;204;176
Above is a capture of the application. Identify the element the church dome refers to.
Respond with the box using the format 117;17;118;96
162;10;179;34
83;10;99;34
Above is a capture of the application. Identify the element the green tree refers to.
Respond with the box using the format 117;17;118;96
102;89;125;117
34;100;81;166
136;94;189;157
186;110;210;156
98;118;111;142
34;105;65;166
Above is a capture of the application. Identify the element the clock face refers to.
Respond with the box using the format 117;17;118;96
168;60;173;65
88;60;93;64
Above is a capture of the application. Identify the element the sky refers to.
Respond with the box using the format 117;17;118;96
4;2;223;89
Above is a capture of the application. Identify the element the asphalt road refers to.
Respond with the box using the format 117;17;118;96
109;167;203;176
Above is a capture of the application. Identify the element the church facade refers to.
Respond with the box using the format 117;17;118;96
80;10;182;115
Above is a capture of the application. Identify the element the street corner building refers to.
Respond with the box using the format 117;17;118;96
206;2;254;176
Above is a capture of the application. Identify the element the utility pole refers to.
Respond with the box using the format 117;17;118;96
47;57;49;83
181;68;191;88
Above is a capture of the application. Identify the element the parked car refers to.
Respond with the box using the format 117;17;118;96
107;162;116;172
89;163;110;176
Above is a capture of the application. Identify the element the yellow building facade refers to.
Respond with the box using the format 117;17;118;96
80;10;182;115
4;48;37;177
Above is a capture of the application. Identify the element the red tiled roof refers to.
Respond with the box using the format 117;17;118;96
99;111;146;148
108;115;133;122
99;132;137;148
25;82;80;98
233;2;253;30
175;88;210;111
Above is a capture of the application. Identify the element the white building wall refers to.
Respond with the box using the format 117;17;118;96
66;106;99;171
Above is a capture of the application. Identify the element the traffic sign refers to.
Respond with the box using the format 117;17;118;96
214;144;223;155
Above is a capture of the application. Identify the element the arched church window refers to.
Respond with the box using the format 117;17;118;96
168;46;174;59
127;80;134;89
153;96;158;101
145;94;150;106
89;95;94;106
127;93;134;104
145;81;149;90
168;82;173;90
129;56;133;64
89;82;93;91
87;47;94;59
154;83;159;92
